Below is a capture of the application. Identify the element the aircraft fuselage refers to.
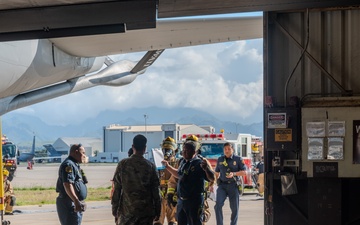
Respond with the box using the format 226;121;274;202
0;40;104;98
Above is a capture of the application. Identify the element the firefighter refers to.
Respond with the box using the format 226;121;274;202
166;148;182;224
255;156;265;197
185;135;213;224
154;137;177;225
168;134;212;224
162;135;215;225
3;169;16;215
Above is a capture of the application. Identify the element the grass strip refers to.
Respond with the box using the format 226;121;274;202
14;186;112;206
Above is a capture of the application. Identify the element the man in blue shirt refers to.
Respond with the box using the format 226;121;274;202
162;139;215;225
214;142;246;225
56;144;88;225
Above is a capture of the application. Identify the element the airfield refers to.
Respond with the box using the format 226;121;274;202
9;163;264;225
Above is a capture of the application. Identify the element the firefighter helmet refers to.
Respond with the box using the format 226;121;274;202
3;169;9;177
162;136;176;150
185;134;198;142
184;135;201;151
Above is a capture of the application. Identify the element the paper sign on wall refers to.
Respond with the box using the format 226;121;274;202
306;122;325;137
328;121;345;137
308;138;324;160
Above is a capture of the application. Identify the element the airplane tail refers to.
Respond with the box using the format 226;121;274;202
43;144;60;156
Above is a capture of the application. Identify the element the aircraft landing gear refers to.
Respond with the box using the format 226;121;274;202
2;210;11;225
2;220;10;225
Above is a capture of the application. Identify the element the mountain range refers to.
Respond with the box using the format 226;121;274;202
1;107;263;148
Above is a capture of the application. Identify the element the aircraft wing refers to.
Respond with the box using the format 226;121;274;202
50;16;263;57
0;16;262;115
19;154;63;162
33;156;62;160
18;153;35;162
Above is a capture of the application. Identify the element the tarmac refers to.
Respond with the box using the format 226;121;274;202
5;163;264;225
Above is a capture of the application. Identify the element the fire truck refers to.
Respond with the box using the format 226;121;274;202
1;135;19;181
179;132;257;192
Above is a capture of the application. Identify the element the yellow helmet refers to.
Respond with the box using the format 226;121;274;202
186;135;198;142
162;136;176;150
3;169;9;177
184;135;201;150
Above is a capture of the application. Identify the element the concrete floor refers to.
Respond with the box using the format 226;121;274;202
6;163;264;225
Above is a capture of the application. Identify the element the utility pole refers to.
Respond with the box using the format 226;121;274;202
144;114;148;137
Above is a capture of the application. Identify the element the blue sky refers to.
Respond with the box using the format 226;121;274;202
14;13;264;126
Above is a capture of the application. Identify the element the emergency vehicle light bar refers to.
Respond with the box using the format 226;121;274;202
181;133;225;140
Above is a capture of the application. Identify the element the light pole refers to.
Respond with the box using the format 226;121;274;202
144;114;148;137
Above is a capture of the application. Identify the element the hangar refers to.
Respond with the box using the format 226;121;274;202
1;1;360;225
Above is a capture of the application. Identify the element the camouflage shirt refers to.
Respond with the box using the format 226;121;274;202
111;154;161;221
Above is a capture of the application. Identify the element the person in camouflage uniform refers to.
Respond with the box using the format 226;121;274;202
112;134;161;225
154;137;178;225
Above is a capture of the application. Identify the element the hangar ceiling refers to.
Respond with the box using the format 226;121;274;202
0;0;359;41
158;0;360;18
0;0;156;41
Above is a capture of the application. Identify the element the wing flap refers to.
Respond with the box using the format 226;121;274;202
50;16;263;57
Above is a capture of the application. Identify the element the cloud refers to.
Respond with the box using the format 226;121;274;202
15;39;263;125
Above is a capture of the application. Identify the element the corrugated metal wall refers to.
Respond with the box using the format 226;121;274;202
265;7;360;107
264;7;360;225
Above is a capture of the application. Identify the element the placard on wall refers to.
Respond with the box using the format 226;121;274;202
302;107;360;177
